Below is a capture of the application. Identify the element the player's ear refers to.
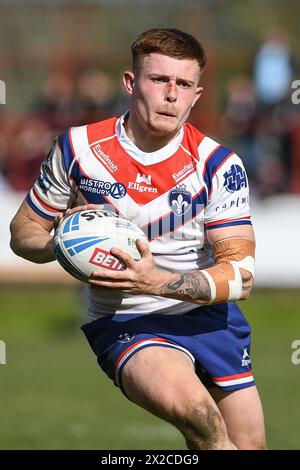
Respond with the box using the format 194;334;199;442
123;71;135;95
192;86;203;108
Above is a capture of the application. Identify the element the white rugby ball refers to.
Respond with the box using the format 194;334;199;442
53;209;149;282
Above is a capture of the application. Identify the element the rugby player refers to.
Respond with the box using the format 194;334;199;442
10;28;266;450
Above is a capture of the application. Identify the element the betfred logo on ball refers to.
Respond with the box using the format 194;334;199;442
89;247;125;271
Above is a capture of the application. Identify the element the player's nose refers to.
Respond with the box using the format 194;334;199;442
165;81;177;102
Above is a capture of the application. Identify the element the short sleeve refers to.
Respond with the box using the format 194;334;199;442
26;136;74;220
204;151;252;231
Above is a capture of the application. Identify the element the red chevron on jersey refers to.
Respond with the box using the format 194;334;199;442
86;118;205;205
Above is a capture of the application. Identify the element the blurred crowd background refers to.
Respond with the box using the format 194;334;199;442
1;0;300;200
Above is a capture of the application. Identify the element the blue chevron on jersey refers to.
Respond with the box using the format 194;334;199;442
143;186;207;240
204;146;234;195
58;130;77;176
73;166;113;207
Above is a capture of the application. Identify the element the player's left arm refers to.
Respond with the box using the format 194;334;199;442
89;223;255;305
156;224;255;304
160;149;256;304
205;224;255;301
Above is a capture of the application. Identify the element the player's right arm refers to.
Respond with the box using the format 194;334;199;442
9;136;70;264
10;200;57;264
10;201;103;264
10;132;89;264
10;131;104;265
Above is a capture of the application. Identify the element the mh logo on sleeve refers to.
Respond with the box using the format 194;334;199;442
223;164;248;193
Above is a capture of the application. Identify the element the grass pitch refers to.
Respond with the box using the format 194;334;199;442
0;285;299;449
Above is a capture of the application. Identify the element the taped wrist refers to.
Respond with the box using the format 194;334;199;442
201;238;255;303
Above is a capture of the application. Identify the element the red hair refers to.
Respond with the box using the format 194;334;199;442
131;28;207;72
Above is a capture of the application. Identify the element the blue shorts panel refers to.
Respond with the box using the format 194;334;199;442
81;302;255;395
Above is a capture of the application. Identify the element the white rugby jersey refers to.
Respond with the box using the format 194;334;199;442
27;114;252;319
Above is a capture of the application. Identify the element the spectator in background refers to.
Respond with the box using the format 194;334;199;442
32;72;77;130
221;76;259;193
254;29;293;109
5;118;51;191
222;28;296;198
253;28;294;197
76;69;116;124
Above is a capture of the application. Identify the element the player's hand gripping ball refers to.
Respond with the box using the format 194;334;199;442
53;209;149;282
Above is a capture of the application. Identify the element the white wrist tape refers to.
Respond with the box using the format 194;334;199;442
201;238;255;304
228;261;243;300
234;255;255;278
201;270;216;303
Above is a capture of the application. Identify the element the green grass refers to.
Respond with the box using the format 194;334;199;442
0;285;300;449
239;290;300;450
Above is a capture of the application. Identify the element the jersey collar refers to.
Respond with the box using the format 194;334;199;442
116;112;184;166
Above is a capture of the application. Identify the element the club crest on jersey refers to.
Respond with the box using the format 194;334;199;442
168;184;192;216
223;164;248;193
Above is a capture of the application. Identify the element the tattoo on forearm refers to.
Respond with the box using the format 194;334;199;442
161;272;211;303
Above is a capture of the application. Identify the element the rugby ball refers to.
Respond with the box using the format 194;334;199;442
53;209;149;282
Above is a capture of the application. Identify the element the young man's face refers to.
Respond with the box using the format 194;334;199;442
124;53;203;139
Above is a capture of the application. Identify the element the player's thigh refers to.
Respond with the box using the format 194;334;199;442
121;346;221;425
210;386;266;449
